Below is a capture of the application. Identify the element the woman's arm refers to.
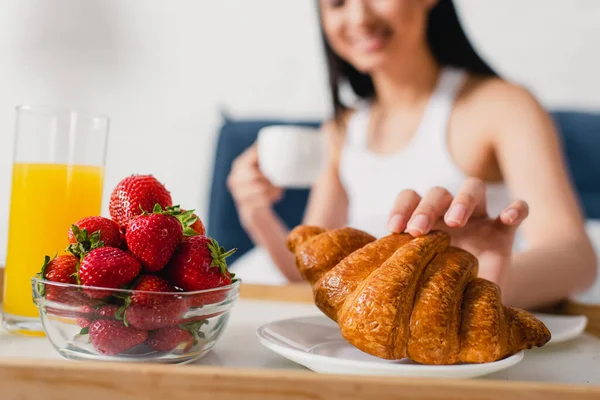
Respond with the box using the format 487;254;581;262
229;120;349;282
489;83;597;308
302;121;349;228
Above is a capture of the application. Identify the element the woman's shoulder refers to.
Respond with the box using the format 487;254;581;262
460;75;546;117
457;74;551;135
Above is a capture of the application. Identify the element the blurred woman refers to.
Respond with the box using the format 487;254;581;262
227;0;596;309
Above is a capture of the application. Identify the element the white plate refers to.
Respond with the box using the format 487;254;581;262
532;313;588;344
257;315;524;379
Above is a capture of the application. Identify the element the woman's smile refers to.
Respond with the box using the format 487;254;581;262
347;30;391;53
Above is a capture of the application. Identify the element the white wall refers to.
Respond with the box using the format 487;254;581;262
457;0;600;112
0;0;599;264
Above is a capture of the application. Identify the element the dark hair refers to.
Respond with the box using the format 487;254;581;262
319;0;498;119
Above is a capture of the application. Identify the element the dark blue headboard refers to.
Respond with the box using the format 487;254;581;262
207;111;600;266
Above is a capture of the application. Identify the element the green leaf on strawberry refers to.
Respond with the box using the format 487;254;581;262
137;203;200;237
177;210;201;237
70;264;82;285
35;255;53;296
161;204;201;237
179;319;209;344
66;224;105;260
37;255;51;279
207;237;237;277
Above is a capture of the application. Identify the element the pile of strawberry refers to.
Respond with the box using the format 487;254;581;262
38;175;236;356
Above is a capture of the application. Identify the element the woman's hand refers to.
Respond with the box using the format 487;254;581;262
227;143;284;228
386;178;529;285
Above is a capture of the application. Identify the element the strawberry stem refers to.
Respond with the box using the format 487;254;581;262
180;319;208;345
115;296;132;326
161;205;201;237
66;225;104;259
70;260;82;285
207;237;237;277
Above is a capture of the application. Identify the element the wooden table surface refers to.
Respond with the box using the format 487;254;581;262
2;269;600;400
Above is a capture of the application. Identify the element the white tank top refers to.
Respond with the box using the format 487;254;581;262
339;67;513;240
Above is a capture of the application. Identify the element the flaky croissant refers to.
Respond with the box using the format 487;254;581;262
286;225;551;365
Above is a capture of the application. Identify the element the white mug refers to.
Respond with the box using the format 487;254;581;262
257;125;326;188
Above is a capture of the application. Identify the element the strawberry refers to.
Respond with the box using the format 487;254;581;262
180;209;205;236
88;320;148;355
77;304;121;329
78;247;142;298
41;254;78;285
190;216;205;236
76;305;96;328
127;274;178;304
37;254;84;305
164;236;236;306
166;236;236;291
125;205;184;272
109;175;172;229
68;216;121;251
118;275;188;331
147;326;195;352
96;304;121;318
77;318;92;329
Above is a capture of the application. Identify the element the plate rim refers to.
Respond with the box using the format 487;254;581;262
256;315;525;373
531;312;589;344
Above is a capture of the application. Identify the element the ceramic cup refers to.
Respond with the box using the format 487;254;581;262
257;125;325;188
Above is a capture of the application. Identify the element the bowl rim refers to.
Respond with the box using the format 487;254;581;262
31;276;242;296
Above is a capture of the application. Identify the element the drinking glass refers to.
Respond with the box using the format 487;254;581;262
2;105;109;335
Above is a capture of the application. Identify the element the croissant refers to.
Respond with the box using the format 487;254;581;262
286;225;551;365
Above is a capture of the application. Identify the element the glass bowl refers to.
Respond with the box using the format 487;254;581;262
31;277;241;364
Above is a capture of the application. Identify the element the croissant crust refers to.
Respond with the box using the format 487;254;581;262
287;225;551;365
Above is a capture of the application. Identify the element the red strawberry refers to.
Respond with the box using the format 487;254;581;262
125;205;183;272
147;326;195;352
42;254;78;284
190;218;205;236
77;304;121;329
109;175;172;229
37;254;84;305
165;236;236;306
180;209;205;236
68;216;121;249
96;304;121;318
77;318;92;329
78;247;142;298
76;305;95;328
88;320;148;355
119;275;188;331
128;274;178;304
166;236;236;291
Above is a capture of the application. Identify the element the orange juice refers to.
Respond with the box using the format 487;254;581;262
3;163;104;320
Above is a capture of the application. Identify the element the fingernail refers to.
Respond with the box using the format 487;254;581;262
446;204;467;225
504;209;519;224
408;214;428;234
387;214;404;232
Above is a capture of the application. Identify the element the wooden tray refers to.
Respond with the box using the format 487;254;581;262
1;269;600;400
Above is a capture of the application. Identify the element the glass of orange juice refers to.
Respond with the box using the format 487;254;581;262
2;105;109;335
